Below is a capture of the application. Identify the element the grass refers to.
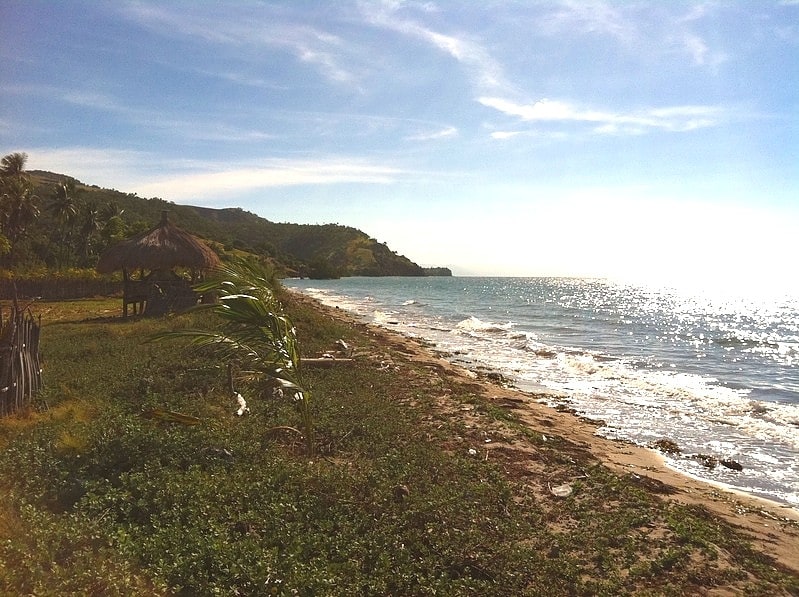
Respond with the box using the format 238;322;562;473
0;294;797;595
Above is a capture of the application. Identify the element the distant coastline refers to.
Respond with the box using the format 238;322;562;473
422;267;452;277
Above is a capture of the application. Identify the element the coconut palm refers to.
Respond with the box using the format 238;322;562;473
153;257;314;455
0;176;40;249
48;179;80;267
77;201;101;264
0;152;28;178
0;152;40;265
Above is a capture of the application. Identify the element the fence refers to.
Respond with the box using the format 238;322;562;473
0;301;43;417
0;278;121;300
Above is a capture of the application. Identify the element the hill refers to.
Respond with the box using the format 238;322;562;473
12;169;449;278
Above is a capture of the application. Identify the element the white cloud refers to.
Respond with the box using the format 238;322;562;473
13;147;406;202
121;3;364;86
490;131;520;140
678;32;727;68
134;159;405;201
21;147;152;190
539;1;729;70
360;0;507;91
478;97;723;134
538;0;633;42
405;126;458;141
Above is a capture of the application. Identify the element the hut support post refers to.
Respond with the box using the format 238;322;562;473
123;269;148;317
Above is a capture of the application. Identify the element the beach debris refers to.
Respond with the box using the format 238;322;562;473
335;339;352;357
720;459;744;471
692;454;718;469
204;447;234;461
303;357;355;368
393;484;410;502
234;391;249;416
651;438;681;455
549;482;573;498
481;370;507;384
226;362;250;414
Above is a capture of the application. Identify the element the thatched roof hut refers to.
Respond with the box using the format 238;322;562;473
97;211;221;316
96;210;220;275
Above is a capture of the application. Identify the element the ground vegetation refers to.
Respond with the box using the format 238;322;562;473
0;287;797;595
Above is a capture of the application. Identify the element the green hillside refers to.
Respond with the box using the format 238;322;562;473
1;155;448;278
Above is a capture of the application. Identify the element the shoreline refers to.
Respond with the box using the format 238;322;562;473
291;290;799;573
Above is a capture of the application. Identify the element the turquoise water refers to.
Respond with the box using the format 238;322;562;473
288;277;799;508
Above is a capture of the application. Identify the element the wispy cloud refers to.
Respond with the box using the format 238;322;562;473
120;3;364;86
360;0;507;92
6;84;139;117
490;131;521;140
134;158;405;201
538;0;633;42
190;67;290;91
405;126;458;141
7;83;280;144
478;97;723;135
539;1;728;68
23;147;154;190
20;146;407;201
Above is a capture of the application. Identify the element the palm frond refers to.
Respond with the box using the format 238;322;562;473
151;257;314;454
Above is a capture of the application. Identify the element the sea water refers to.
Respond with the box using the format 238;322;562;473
287;277;799;509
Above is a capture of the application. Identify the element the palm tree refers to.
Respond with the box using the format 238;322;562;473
0;171;40;265
0;152;28;178
1;152;39;266
153;257;315;455
48;179;80;267
77;201;101;264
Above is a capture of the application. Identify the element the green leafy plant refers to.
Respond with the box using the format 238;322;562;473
152;257;314;455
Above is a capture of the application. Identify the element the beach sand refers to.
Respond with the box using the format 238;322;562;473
295;292;799;576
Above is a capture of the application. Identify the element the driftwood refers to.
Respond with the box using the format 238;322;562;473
301;358;354;368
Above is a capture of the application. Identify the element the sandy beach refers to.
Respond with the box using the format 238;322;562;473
297;292;799;576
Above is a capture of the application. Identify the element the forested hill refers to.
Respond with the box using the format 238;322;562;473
14;170;450;278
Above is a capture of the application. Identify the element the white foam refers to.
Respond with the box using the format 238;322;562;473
454;316;513;334
287;279;799;508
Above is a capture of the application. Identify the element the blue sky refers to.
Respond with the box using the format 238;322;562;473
2;1;798;286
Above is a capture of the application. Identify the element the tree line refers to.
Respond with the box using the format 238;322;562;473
1;152;444;279
0;152;146;271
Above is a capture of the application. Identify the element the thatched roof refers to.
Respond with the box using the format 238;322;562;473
96;211;221;274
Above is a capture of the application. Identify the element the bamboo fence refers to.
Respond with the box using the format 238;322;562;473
0;302;42;417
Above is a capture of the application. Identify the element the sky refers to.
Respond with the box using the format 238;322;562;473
2;1;798;287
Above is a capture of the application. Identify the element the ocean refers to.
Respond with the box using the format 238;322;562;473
287;276;799;510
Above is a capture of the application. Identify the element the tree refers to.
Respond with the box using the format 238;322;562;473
76;201;101;265
47;179;80;267
0;152;28;178
0;153;40;266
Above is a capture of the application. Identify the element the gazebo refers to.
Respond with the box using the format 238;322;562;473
96;210;221;316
